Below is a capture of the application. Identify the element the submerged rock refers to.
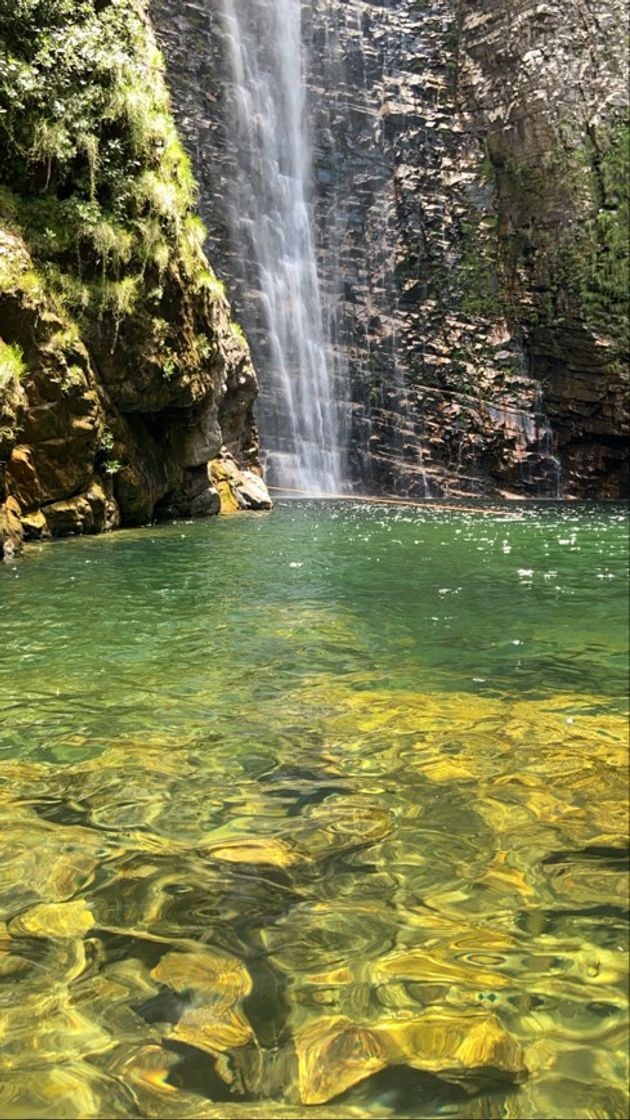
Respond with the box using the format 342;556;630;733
151;947;254;1054
9;899;95;940
376;1008;527;1086
294;1009;527;1105
295;1016;388;1104
0;811;102;919
203;836;298;868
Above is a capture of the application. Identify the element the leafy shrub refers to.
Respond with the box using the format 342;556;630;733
0;0;210;330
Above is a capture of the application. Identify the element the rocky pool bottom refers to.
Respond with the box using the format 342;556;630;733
0;500;628;1119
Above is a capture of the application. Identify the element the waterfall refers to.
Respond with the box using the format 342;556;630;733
217;0;346;494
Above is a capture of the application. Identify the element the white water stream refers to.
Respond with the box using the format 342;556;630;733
218;0;345;493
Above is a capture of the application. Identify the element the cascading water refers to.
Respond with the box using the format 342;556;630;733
217;0;346;494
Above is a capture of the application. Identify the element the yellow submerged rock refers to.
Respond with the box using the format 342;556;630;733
0;1063;124;1120
152;948;252;1000
168;1003;253;1054
293;799;393;859
373;945;508;991
0;815;101;917
9;898;95;939
293;1007;527;1105
170;1102;363;1120
151;947;254;1054
204;836;299;868
377;1008;527;1082
295;1016;388;1105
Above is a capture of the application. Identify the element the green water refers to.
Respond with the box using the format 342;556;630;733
0;501;628;1119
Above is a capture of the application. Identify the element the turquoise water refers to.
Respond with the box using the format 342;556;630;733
0;501;628;1118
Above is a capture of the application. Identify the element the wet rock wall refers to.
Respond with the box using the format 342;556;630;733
152;0;628;498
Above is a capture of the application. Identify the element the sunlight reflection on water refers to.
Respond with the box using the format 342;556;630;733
0;501;628;1119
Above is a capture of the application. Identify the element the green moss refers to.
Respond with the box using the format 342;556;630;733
161;350;179;380
98;427;115;453
195;332;212;360
576;121;629;349
0;339;25;386
490;121;629;360
0;248;44;301
61;364;86;390
197;266;226;300
102;458;122;475
0;184;19;222
91;275;140;319
47;324;81;353
0;0;211;328
457;214;502;318
43;266;90;312
180;214;207;276
369;381;382;407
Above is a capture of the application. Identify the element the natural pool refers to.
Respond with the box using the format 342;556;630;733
0;500;628;1119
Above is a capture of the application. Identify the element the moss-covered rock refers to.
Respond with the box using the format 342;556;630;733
0;0;259;557
458;0;629;497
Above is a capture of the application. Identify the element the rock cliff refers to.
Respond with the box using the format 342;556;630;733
152;0;628;499
2;0;626;544
0;0;265;560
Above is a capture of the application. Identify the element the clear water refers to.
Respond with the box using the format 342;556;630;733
0;501;628;1119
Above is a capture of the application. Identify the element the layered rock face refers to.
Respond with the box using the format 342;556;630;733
153;0;628;498
456;0;628;497
0;0;265;560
